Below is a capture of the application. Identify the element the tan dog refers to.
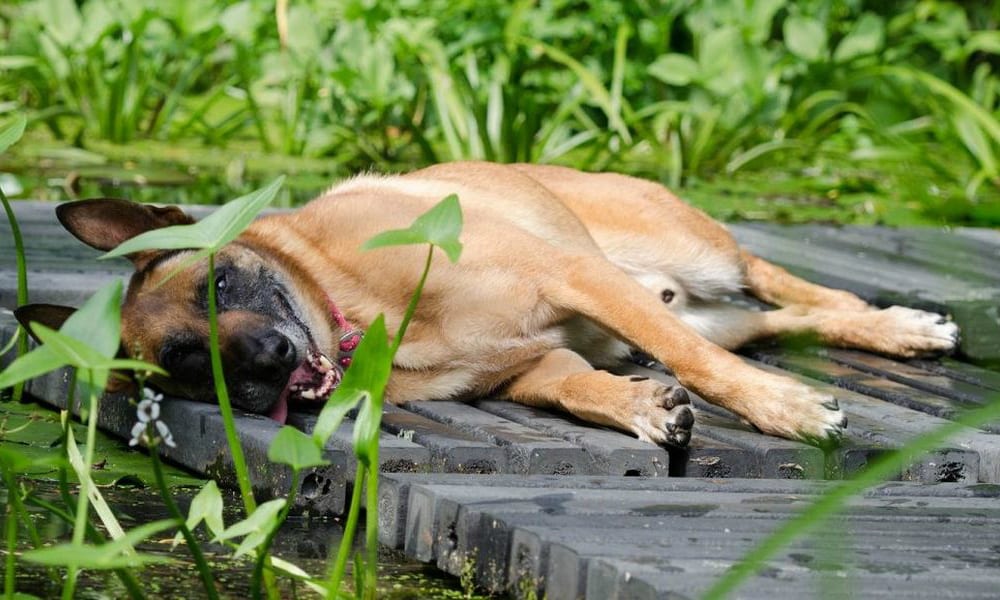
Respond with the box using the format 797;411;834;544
27;162;959;446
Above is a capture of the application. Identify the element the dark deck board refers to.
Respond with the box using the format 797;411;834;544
730;223;1000;362
4;200;1000;598
471;398;671;477
403;400;598;475
379;474;1000;598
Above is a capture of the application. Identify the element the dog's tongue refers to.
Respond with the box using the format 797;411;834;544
270;352;340;423
268;392;289;423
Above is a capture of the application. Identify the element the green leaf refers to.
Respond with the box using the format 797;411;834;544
0;401;201;487
0;282;159;397
184;480;226;539
219;2;260;42
0;114;27;154
0;56;37;70
875;66;1000;152
102;177;284;259
647;54;700;86
32;324;111;372
61;279;122;359
66;425;128;542
213;498;285;557
954;112;999;177
38;0;83;48
313;389;366;448
0;445;40;473
313;315;393;448
784;16;828;62
24;547;169;569
362;194;464;263
268;425;330;470
23;519;177;569
833;13;885;63
0;345;64;390
353;394;382;466
347;317;391;465
966;31;1000;56
515;36;632;144
746;0;786;43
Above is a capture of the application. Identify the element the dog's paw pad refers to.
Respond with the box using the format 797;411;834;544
631;381;695;448
656;384;690;409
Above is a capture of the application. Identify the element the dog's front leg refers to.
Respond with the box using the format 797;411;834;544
505;348;694;447
544;255;847;444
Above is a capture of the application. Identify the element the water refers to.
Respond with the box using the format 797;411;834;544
4;480;478;599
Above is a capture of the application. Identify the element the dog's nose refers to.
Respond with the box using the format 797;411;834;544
235;331;297;379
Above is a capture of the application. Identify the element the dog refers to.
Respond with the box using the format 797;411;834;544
17;162;960;447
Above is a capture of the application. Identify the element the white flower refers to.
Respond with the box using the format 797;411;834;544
155;420;176;448
128;421;146;447
130;387;175;449
136;398;160;423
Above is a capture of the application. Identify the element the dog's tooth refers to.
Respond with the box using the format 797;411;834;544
300;390;316;400
318;354;334;371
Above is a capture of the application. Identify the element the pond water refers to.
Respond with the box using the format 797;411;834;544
0;399;479;599
6;480;478;599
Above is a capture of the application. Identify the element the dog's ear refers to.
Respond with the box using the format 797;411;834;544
14;304;76;342
56;199;196;268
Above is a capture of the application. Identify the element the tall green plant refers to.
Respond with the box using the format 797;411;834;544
314;194;463;598
0;115;28;404
0;281;168;598
102;176;286;516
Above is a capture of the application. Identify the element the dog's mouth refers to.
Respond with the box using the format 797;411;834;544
272;348;344;423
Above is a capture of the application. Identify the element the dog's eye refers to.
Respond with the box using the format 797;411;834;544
215;272;229;302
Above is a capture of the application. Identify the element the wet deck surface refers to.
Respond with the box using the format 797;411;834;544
3;200;1000;598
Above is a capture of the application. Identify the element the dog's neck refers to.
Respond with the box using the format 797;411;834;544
327;296;363;369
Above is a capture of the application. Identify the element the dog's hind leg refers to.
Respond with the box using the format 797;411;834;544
678;302;959;357
504;348;694;446
541;253;846;443
740;251;870;311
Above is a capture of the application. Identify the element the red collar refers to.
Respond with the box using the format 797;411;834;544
326;297;363;369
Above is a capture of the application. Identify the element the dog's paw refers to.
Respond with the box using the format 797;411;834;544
628;379;694;447
870;306;960;358
749;375;847;446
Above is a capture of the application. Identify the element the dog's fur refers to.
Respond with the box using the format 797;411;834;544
23;162;960;446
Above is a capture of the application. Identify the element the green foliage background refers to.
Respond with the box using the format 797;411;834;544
1;0;999;224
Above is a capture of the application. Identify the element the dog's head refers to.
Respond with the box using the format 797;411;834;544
16;199;344;422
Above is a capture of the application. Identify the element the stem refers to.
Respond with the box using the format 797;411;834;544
0;187;28;404
326;463;365;599
3;470;16;600
58;374;78;512
150;447;220;600
5;473;45;579
61;375;99;600
364;459;378;599
251;470;300;600
391;246;434;355
206;254;257;515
